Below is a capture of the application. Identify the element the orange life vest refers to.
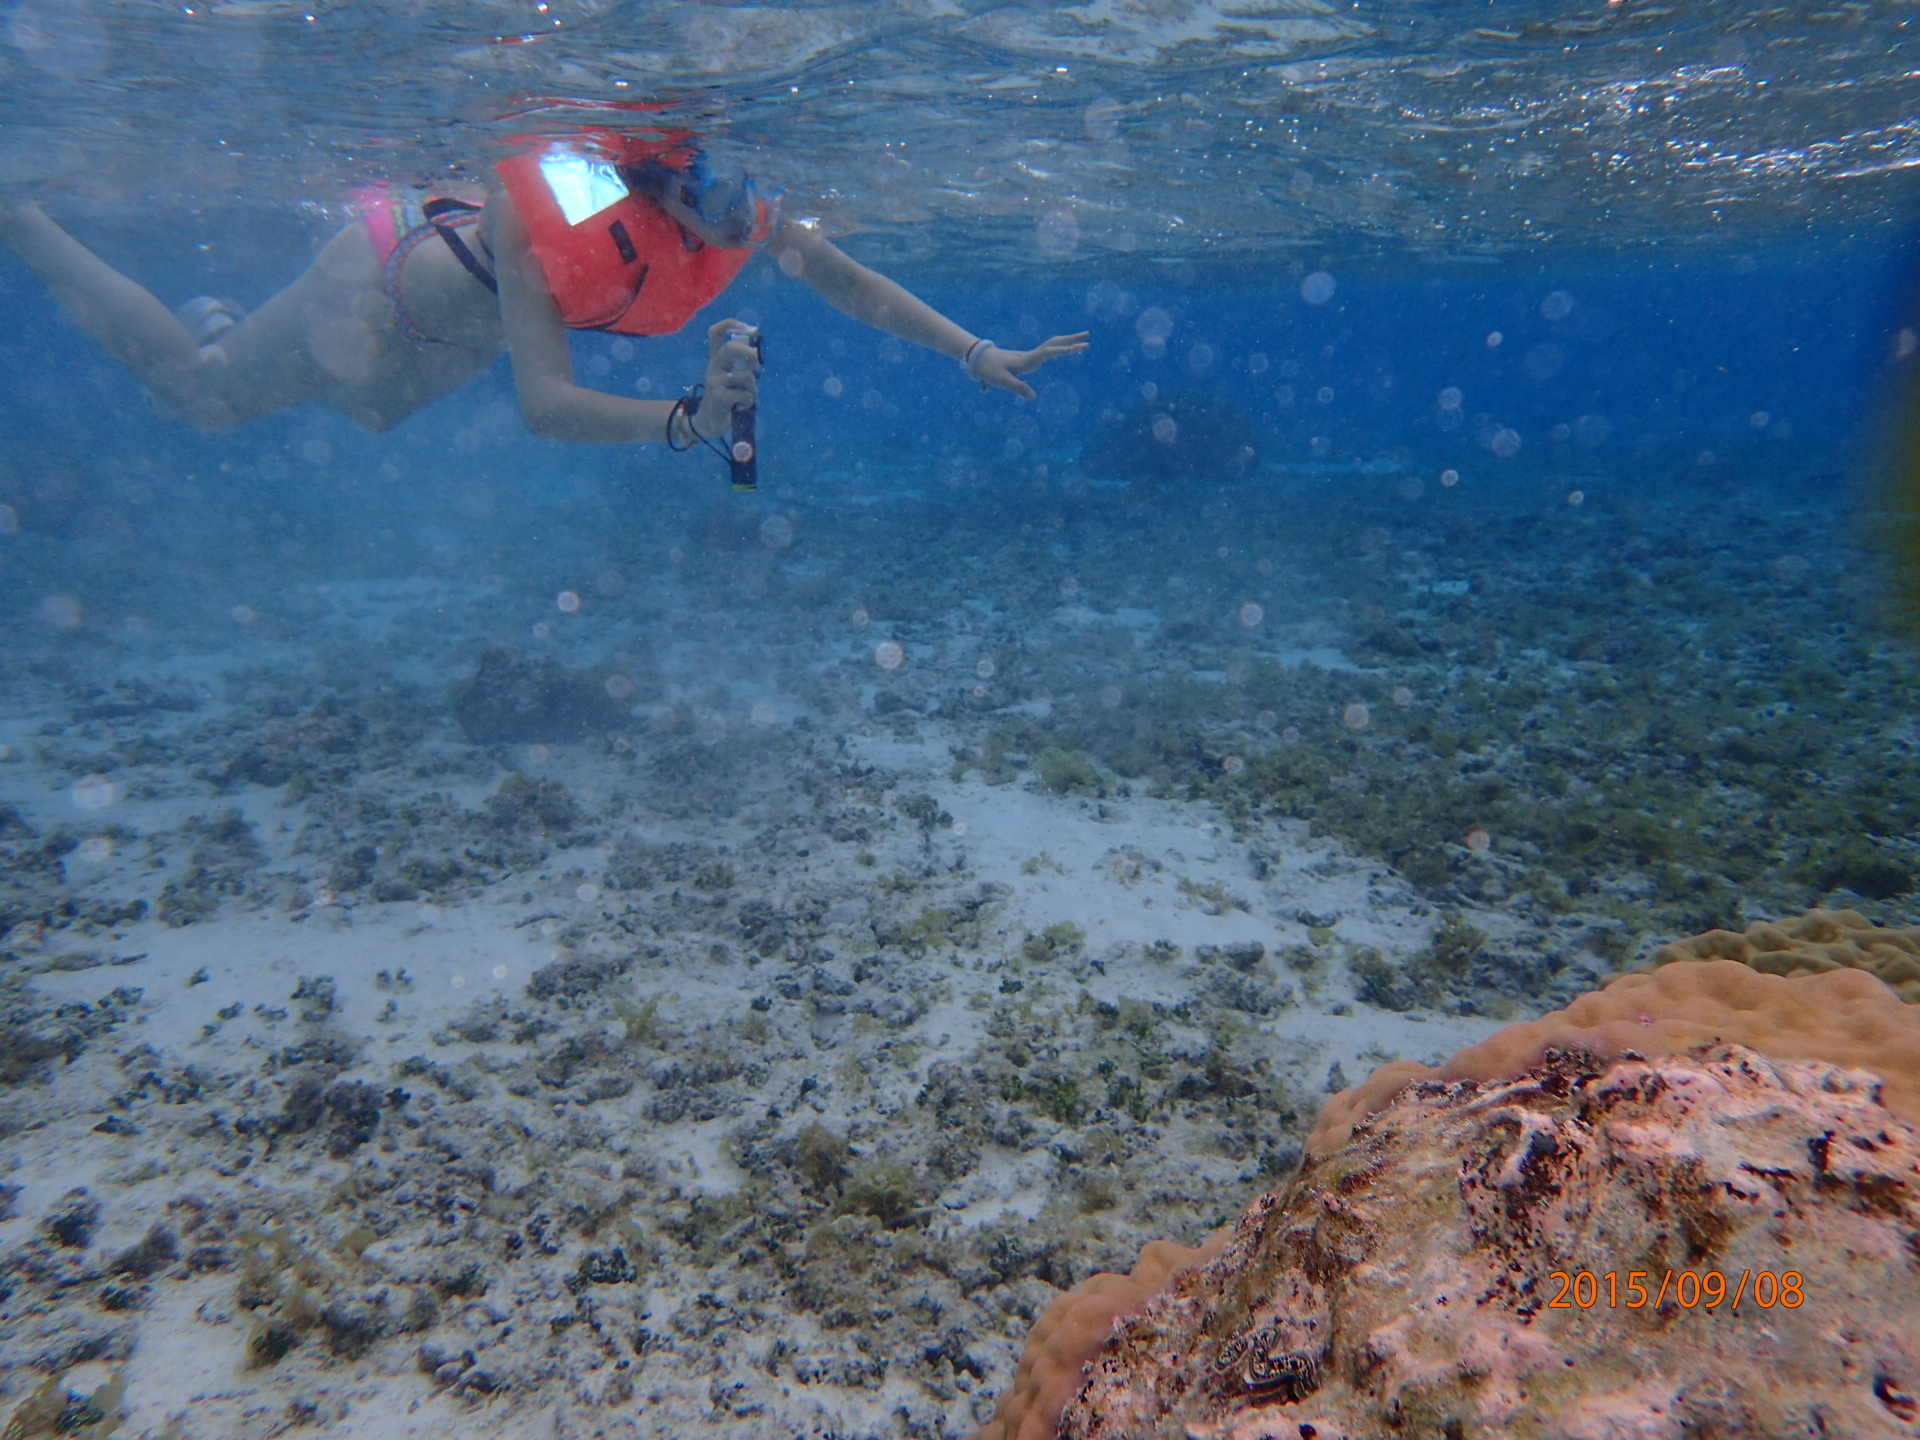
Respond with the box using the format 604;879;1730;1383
496;142;753;337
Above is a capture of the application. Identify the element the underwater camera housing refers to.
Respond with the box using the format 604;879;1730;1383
726;324;763;492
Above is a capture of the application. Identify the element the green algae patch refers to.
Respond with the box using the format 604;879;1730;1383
1036;746;1103;796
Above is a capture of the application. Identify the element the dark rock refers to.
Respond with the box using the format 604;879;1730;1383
1196;942;1265;971
452;646;632;744
575;1072;635;1102
322;1080;385;1157
108;1223;178;1278
318;1300;385;1358
45;1189;101;1248
248;1317;301;1368
527;952;632;1000
1082;389;1260;484
482;773;588;844
290;974;336;1021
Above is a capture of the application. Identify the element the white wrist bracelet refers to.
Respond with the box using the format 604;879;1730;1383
962;338;995;379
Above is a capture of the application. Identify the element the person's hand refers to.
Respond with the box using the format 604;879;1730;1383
970;332;1091;400
692;317;760;438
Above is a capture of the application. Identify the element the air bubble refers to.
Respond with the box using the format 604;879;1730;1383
1151;415;1179;444
1486;331;1504;348
1489;427;1521;459
75;835;114;864
492;964;509;980
1135;307;1174;346
1567;490;1585;507
975;658;996;680
556;590;581;613
1749;410;1771;429
759;514;794;549
1465;827;1493;853
1540;290;1574;321
531;621;552;639
874;640;905;671
1391;686;1413;707
823;376;845;398
1300;271;1337;305
231;604;257;625
1239;602;1264;627
1100;685;1124;708
1222;754;1245;776
850;607;870;628
1315;386;1334;405
576;883;600;902
605;674;637;700
1437;386;1463;410
751;701;779;727
1280;726;1302;744
528;744;552;765
1341;703;1371;732
1249;353;1269;374
71;774;117;811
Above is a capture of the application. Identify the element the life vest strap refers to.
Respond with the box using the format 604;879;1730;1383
424;199;498;295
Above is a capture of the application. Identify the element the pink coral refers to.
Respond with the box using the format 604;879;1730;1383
1059;1041;1920;1440
970;1234;1228;1440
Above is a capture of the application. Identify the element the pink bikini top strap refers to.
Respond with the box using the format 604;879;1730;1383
354;184;399;264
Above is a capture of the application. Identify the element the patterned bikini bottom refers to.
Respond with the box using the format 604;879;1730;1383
354;184;497;347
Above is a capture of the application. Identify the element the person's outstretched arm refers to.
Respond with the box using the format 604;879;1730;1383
766;219;1087;400
486;185;753;445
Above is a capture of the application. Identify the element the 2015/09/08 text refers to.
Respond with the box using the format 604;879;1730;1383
1545;1270;1804;1311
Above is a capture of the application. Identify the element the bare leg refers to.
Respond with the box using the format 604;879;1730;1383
0;199;354;429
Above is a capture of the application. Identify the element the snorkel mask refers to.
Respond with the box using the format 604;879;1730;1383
623;153;782;248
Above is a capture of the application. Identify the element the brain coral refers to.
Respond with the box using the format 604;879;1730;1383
1061;1041;1920;1440
1645;906;1920;1002
1309;956;1920;1156
970;1233;1228;1440
981;953;1920;1440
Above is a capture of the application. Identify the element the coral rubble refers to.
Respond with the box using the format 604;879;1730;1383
1059;1039;1920;1440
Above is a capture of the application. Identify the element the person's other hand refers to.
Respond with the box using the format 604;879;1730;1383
694;317;760;437
972;332;1090;400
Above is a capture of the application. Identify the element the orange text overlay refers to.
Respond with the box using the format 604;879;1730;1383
1544;1270;1804;1311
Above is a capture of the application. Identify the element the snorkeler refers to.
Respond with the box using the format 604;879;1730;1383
0;133;1088;448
